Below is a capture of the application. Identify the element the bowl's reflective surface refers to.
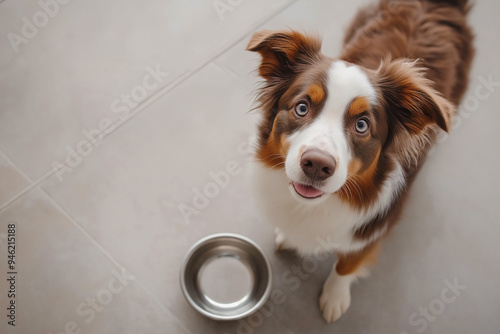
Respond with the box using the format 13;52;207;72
180;234;272;320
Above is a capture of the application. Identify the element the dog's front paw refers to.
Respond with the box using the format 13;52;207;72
319;273;352;323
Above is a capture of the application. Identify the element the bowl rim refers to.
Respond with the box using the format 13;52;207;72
180;233;272;320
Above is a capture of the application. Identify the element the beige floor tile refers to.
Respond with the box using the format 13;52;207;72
1;0;499;333
0;0;294;180
0;152;30;208
38;61;292;332
0;189;189;334
216;0;373;83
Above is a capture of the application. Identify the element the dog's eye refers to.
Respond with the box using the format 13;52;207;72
355;118;369;133
294;102;309;117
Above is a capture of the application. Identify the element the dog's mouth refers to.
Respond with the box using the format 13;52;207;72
292;182;325;199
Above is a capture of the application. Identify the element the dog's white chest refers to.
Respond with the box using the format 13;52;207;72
252;165;372;254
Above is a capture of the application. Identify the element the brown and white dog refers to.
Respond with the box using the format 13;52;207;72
247;0;474;323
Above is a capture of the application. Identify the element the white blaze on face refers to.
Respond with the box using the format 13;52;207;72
285;60;377;202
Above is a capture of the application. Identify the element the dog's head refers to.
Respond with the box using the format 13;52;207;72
247;30;453;206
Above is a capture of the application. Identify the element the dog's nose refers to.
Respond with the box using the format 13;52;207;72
300;149;336;181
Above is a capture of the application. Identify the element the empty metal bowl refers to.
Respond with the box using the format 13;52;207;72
180;233;272;320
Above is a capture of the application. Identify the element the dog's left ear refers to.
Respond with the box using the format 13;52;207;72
247;30;322;80
376;59;453;134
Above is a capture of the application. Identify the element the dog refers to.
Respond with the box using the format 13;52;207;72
247;0;474;323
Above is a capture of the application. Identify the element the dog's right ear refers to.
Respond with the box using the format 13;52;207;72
247;30;322;80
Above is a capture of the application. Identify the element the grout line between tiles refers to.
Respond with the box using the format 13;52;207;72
0;0;300;217
38;187;195;334
211;60;244;81
90;0;301;137
39;190;125;270
99;1;300;328
0;150;55;213
0;149;33;182
0;170;52;213
2;1;300;331
73;2;299;330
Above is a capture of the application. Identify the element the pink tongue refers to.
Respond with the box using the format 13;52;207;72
293;182;324;198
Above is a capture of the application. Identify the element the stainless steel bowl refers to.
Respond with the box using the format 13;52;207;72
180;233;272;320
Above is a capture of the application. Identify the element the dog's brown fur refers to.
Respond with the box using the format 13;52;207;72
248;0;474;246
344;0;474;245
247;1;474;321
341;0;474;104
337;1;474;278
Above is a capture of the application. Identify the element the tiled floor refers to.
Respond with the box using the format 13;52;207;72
1;0;499;333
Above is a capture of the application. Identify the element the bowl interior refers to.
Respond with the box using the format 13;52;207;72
181;235;271;320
